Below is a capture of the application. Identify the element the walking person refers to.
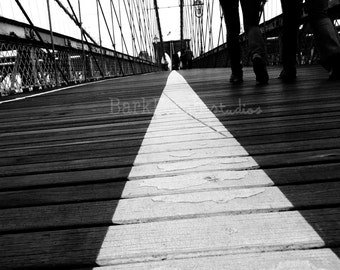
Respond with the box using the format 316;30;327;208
180;49;188;69
219;0;269;85
279;0;340;82
172;53;180;70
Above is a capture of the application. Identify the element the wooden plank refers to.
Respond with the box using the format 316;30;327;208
0;114;153;133
0;167;131;191
1;136;340;167
132;146;247;165
0;209;339;268
129;157;258;180
90;249;340;270
1;117;339;154
5;119;337;153
133;138;240;154
0;126;338;156
223;114;340;131
245;137;340;155
0;127;232;151
255;148;340;168
0;147;255;177
0;140;244;176
0;155;135;176
0;145;247;169
0;170;270;208
1;115;339;148
1;100;339;135
0;117;221;146
1;182;339;232
232;128;340;146
226;121;340;138
1;158;339;193
0;145;246;167
2;162;340;205
0;139;144;158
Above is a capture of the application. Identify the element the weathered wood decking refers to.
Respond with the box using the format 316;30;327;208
0;66;339;269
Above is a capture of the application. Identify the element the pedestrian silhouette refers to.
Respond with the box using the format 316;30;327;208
185;47;193;69
172;53;180;70
280;0;340;81
219;0;269;85
180;49;188;70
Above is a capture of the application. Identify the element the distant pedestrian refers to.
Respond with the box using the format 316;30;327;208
180;49;188;69
279;0;340;81
185;47;193;69
219;0;269;85
172;53;180;70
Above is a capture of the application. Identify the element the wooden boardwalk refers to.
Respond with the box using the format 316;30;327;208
0;66;340;269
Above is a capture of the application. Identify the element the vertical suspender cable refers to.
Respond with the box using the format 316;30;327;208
96;0;105;77
110;0;116;47
110;0;136;74
97;0;126;76
141;0;154;61
56;0;97;44
63;0;104;77
47;0;59;86
118;0;124;54
180;0;184;51
78;0;87;81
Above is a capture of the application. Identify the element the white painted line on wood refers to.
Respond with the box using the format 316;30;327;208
93;249;340;270
96;71;337;265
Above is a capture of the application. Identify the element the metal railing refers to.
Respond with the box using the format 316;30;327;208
0;17;160;96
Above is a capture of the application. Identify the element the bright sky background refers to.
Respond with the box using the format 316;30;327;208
0;0;282;57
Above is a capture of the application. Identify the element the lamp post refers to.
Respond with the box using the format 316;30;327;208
193;0;204;55
193;0;204;18
153;35;160;64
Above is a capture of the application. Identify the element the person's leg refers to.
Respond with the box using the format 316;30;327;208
240;0;265;58
220;0;243;83
306;0;340;77
240;0;268;84
280;0;303;81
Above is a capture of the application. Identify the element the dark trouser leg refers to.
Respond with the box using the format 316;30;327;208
240;0;266;59
220;0;242;74
280;0;303;70
241;0;268;84
306;0;340;70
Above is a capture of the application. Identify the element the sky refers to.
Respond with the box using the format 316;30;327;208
0;0;282;57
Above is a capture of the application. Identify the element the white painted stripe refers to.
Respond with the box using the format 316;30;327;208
96;71;332;265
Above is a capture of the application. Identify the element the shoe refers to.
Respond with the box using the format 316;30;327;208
229;70;243;84
252;55;269;85
278;68;297;83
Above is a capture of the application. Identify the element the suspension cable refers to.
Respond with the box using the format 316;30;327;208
64;0;103;77
15;0;69;83
96;0;125;75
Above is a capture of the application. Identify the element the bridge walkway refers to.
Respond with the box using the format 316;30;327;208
0;66;340;269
